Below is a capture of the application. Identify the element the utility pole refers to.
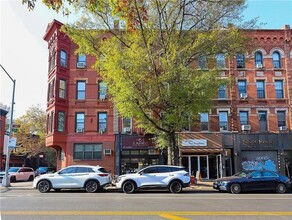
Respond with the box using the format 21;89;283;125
0;64;16;187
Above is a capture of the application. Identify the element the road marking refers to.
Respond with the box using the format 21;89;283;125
160;214;189;220
1;211;292;216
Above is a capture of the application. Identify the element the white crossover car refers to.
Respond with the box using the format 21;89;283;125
0;167;35;182
33;165;111;193
115;165;190;193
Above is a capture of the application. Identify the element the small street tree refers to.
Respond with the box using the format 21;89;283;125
13;105;56;167
23;0;255;165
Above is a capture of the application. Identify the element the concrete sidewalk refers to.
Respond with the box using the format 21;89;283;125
1;180;214;192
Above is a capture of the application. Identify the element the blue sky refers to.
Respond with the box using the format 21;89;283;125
0;0;292;119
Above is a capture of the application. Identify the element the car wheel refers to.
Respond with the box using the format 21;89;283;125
230;183;241;194
10;176;16;183
38;180;51;193
276;183;286;194
85;180;99;193
28;175;34;181
169;181;183;193
122;181;136;194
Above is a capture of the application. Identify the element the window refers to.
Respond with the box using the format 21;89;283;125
256;80;265;98
59;79;66;99
75;112;85;132
239;111;248;125
200;113;209;131
57;111;65;132
60;50;67;67
255;51;263;67
49;50;56;72
76;81;86;100
98;112;107;132
50;111;54;132
236;54;245;68
98;81;107;100
74;143;102;160
277;111;286;127
238;80;247;96
275;80;284;98
272;51;281;68
198;55;206;69
216;53;225;68
122;118;131;133
258;111;267;131
77;53;86;68
218;85;226;99
219;111;228;131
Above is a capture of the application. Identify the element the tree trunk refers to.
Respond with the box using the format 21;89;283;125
167;131;179;165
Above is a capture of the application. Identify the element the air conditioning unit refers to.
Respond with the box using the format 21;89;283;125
240;93;248;99
123;127;131;133
99;128;106;133
279;126;287;131
256;64;263;69
99;94;106;100
76;128;84;133
104;149;112;155
77;62;86;68
238;71;245;77
241;125;251;131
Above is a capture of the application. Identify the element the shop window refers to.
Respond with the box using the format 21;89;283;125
74;143;102;160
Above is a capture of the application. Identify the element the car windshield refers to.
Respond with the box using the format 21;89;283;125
233;171;248;177
9;167;20;172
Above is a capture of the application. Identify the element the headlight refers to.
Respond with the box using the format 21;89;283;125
221;181;230;186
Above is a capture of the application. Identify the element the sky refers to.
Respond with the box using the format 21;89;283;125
0;0;292;119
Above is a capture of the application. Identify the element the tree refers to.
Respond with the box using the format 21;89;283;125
23;0;255;165
12;105;56;167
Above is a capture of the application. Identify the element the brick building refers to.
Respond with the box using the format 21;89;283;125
44;20;292;178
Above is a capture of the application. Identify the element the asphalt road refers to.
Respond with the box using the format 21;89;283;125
1;182;292;220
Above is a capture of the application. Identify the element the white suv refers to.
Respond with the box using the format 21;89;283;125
0;167;35;182
115;165;190;193
33;165;112;193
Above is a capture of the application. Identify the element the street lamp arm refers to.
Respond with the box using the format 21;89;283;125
0;64;15;82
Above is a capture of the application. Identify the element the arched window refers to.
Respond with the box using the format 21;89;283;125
60;50;67;67
255;51;263;68
272;51;281;68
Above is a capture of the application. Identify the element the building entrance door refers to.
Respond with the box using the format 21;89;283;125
183;155;209;179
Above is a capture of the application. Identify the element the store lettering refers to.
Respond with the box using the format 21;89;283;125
242;139;274;148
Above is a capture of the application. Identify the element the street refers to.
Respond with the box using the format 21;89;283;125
1;183;292;220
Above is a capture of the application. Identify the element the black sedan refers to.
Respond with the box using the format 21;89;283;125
213;170;291;194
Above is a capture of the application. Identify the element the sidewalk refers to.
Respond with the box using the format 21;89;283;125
1;180;214;192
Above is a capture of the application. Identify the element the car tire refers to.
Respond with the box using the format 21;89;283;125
28;175;34;181
10;176;16;183
276;183;286;194
122;181;136;194
38;180;51;193
230;183;241;194
85;180;99;193
169;181;183;193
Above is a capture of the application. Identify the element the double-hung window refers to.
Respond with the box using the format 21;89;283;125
219;111;228;131
198;55;206;69
218;85;226;99
216;53;225;69
57;111;65;132
258;111;267;131
77;54;86;68
98;112;107;133
75;112;85;133
272;51;281;68
256;80;265;98
277;111;286;127
238;80;247;97
98;81;107;100
200;113;209;131
275;80;284;98
59;79;66;99
239;111;248;126
76;81;86;100
60;50;67;67
255;51;263;67
236;54;245;68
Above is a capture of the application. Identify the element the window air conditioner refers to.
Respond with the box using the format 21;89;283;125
256;64;263;69
279;126;287;131
99;94;106;100
77;62;86;69
123;127;131;133
240;93;248;99
241;125;251;131
99;128;106;133
76;128;84;133
104;149;112;155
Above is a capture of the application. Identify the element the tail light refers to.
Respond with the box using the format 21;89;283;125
98;173;109;177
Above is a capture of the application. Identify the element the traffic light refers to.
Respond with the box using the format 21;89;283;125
12;124;20;132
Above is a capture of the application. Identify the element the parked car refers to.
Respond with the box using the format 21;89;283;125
33;165;112;193
0;167;35;182
213;170;292;194
114;165;190;194
35;167;56;176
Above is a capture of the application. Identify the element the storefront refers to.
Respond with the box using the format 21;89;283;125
116;134;163;175
178;133;223;179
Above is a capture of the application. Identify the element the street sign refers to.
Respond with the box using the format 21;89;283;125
8;137;17;149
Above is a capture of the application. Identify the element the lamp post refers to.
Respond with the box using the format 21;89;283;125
0;64;16;187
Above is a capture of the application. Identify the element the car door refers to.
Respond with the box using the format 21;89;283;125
17;168;27;181
50;167;81;188
138;167;161;187
241;171;264;191
261;171;279;190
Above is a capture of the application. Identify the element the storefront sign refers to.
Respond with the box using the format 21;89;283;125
240;134;278;150
182;139;207;147
122;136;156;149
